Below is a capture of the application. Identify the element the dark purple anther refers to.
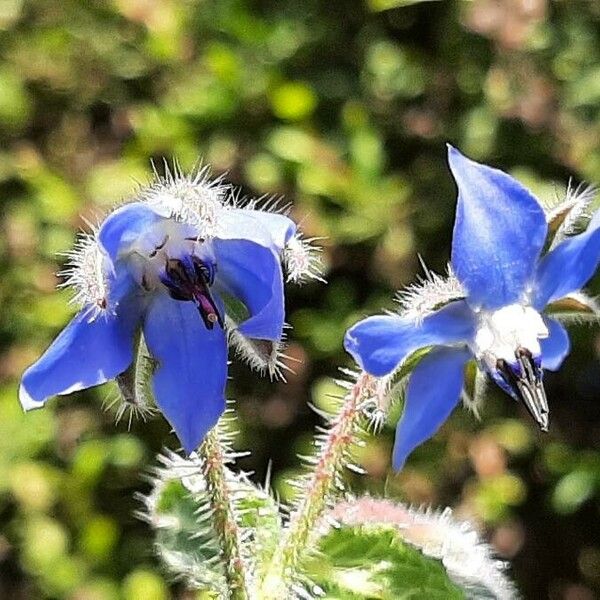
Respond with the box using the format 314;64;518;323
160;256;223;329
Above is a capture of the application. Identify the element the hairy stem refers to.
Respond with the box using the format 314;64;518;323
200;429;249;600
259;372;373;598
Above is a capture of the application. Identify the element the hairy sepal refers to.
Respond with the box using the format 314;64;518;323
461;359;488;419
545;292;600;324
545;182;596;249
283;234;326;284
226;317;291;381
111;334;157;426
395;262;465;323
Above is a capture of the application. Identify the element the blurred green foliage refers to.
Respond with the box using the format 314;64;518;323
1;0;600;598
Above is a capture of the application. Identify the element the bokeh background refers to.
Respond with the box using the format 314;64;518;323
1;0;600;598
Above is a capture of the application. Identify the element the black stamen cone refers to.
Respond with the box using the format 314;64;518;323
497;347;549;432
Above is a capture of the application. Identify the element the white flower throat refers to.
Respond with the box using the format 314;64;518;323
471;304;550;431
472;304;548;371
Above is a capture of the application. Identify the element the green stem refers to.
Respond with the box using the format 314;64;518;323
200;429;249;600
259;372;372;598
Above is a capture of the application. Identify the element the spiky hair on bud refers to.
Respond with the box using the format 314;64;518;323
461;362;488;420
59;230;110;317
284;234;326;284
395;260;465;323
328;498;518;600
141;162;230;238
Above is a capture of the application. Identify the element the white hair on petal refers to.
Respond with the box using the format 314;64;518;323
396;260;466;323
59;231;110;317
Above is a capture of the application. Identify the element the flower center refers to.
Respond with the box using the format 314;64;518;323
132;221;223;330
471;304;549;430
159;255;223;329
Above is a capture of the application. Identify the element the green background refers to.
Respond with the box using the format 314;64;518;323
1;0;600;598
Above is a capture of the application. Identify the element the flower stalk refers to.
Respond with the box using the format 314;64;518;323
200;429;250;600
259;371;375;598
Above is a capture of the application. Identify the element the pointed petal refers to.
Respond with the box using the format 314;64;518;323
214;239;285;341
532;211;600;308
344;300;475;377
540;317;571;371
143;294;227;453
217;208;296;253
20;304;139;410
393;346;470;470
448;146;547;310
98;202;163;261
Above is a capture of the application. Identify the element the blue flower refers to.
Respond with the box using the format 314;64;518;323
19;169;314;454
345;146;600;470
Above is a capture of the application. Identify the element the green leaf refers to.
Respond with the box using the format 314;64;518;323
233;481;283;580
306;524;465;599
148;457;282;591
152;478;226;592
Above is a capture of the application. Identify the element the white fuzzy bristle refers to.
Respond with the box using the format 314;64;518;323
226;317;291;380
60;232;109;316
284;234;326;284
142;163;229;237
396;261;465;323
547;180;597;248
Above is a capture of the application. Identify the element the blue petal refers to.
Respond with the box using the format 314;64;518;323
143;293;227;454
393;346;471;471
344;301;475;377
448;146;547;310
218;208;296;253
532;212;600;308
98;202;163;262
541;317;571;371
20;303;139;410
214;239;285;340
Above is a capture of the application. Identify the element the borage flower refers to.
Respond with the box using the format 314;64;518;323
345;146;600;470
20;168;320;453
